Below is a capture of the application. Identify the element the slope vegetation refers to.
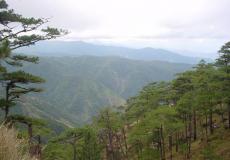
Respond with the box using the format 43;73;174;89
11;56;191;126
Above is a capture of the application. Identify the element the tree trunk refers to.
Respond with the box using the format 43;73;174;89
28;123;34;158
184;115;188;141
115;134;125;159
187;115;192;159
72;143;77;160
28;123;33;144
160;124;165;160
228;105;230;129
199;118;204;141
139;142;143;160
169;135;173;160
158;128;163;160
122;128;128;159
108;131;115;160
219;103;225;125
105;110;115;160
175;132;178;153
4;84;10;120
193;110;197;140
209;110;213;134
205;115;208;140
37;135;42;160
106;144;109;160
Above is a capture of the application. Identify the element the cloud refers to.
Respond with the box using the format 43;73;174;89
7;0;99;31
6;0;230;55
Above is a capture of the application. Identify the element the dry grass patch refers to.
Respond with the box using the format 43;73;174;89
0;124;35;160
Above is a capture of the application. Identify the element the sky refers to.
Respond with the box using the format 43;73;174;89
7;0;230;58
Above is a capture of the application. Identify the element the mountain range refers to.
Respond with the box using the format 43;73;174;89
17;41;212;64
7;41;210;127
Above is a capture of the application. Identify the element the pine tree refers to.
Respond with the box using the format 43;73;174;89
0;1;66;158
95;108;123;160
216;41;230;128
51;127;101;160
0;0;66;121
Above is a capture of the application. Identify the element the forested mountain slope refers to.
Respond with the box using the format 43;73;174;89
11;56;191;126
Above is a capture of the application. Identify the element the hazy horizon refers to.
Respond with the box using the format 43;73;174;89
23;40;216;59
8;0;230;58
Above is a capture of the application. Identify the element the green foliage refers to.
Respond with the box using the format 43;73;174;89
0;40;11;59
43;143;72;160
2;70;45;83
7;114;45;125
36;41;230;159
125;81;171;123
115;43;230;159
95;108;123;131
45;126;101;160
216;41;230;69
201;145;223;160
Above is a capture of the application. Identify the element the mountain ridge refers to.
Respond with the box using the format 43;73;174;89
16;41;213;64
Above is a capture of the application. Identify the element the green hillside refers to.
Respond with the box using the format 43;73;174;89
11;56;191;126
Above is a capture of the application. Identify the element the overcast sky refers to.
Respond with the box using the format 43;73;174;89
7;0;230;58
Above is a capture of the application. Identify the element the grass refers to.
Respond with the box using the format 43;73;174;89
0;124;35;160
